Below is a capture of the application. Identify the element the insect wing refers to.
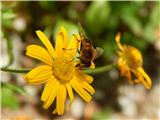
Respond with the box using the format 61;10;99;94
77;22;88;39
94;47;104;59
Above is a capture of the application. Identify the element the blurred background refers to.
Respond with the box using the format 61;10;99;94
1;1;160;120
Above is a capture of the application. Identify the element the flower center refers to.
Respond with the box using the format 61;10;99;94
52;57;74;83
122;46;143;69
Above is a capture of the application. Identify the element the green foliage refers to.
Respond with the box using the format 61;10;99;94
1;86;20;109
3;33;14;67
101;33;117;60
85;1;110;34
38;1;56;11
1;3;16;67
118;2;144;35
53;19;78;39
1;1;158;62
122;32;148;51
1;3;16;28
143;2;160;42
1;82;27;96
1;82;28;109
92;107;112;120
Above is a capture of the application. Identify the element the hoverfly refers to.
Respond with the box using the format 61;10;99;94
74;23;103;68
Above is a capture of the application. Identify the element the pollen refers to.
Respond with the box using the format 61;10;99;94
52;57;75;83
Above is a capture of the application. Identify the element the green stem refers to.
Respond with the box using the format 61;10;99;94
1;63;117;74
4;32;14;67
1;67;30;73
1;82;28;96
84;63;117;74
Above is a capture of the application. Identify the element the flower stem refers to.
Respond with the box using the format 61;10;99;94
1;67;30;73
1;64;117;74
4;32;14;67
83;63;117;74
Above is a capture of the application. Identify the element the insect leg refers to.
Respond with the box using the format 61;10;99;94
72;34;80;42
72;34;81;54
62;48;74;51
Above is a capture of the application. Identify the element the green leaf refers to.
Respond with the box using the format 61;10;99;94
122;32;148;51
1;87;19;109
92;107;112;120
143;2;160;42
53;19;78;40
150;2;160;27
119;3;143;36
38;1;56;11
2;11;16;20
85;1;110;34
101;33;117;60
3;32;14;67
1;82;28;96
1;5;16;28
143;24;156;43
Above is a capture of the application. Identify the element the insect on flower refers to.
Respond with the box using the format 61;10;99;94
74;23;104;69
24;27;95;115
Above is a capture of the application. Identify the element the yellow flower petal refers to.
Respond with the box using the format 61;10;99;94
52;108;57;114
36;30;56;58
115;32;124;51
125;70;132;84
66;83;74;106
66;83;74;103
61;34;80;59
55;27;69;56
26;72;52;85
134;69;145;84
26;45;53;65
55;32;64;56
42;79;59;109
24;65;52;80
56;84;67;115
75;69;93;84
66;83;74;111
133;69;149;89
61;26;68;48
138;67;152;89
118;59;128;76
68;34;79;49
80;82;95;95
84;75;94;84
41;76;56;102
70;78;92;102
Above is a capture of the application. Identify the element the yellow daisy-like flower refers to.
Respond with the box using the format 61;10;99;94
24;26;95;115
115;33;152;89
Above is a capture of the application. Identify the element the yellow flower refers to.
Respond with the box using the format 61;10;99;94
24;26;95;115
115;33;152;89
